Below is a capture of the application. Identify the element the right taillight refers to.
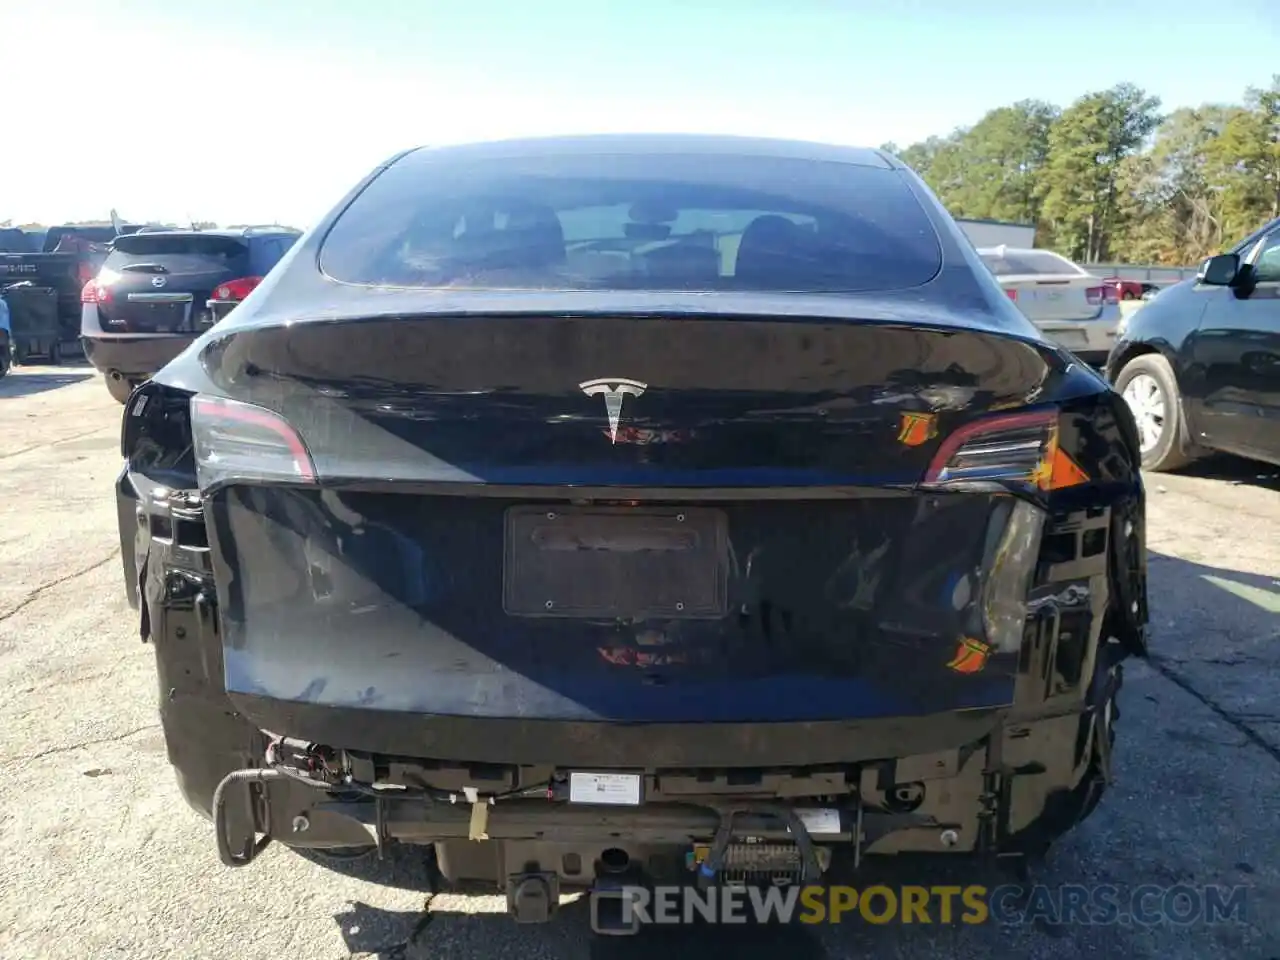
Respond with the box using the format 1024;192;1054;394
924;409;1089;492
1004;288;1018;302
1085;286;1105;306
190;395;316;492
80;278;113;304
212;276;263;302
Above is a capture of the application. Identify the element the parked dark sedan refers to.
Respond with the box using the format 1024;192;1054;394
1106;216;1280;472
81;226;300;403
115;135;1148;930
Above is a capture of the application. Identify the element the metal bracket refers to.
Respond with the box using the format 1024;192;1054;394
212;768;283;867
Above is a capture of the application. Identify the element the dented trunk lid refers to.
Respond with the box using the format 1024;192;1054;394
191;311;1059;725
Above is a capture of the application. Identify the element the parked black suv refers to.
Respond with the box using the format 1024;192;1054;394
81;226;300;403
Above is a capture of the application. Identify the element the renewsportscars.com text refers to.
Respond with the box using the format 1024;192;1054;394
592;883;1250;930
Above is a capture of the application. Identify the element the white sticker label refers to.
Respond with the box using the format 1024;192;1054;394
568;772;642;806
791;808;842;835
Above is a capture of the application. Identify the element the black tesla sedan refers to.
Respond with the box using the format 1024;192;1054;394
115;134;1148;928
1106;216;1280;472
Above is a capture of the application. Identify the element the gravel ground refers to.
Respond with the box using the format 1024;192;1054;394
1;362;1278;960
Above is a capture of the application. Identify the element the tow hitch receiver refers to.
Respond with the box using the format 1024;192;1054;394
591;878;645;936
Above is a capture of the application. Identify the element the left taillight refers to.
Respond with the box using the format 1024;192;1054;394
80;279;112;304
212;276;263;302
923;408;1090;492
1085;286;1105;307
190;395;316;492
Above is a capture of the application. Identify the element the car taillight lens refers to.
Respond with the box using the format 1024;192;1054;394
212;276;263;301
980;497;1045;653
190;395;316;492
1085;286;1105;306
923;409;1090;492
1004;288;1018;301
80;279;112;304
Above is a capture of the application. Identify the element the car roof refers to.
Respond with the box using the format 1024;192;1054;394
112;227;298;241
403;134;896;170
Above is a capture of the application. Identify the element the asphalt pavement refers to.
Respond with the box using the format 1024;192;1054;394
1;362;1277;960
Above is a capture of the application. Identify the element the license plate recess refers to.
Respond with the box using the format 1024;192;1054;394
503;505;729;619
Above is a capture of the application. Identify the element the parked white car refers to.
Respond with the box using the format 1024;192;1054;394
976;245;1118;366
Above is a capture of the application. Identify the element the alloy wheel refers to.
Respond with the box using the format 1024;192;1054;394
1122;373;1165;454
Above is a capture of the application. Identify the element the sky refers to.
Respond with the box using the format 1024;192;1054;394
1;0;1276;229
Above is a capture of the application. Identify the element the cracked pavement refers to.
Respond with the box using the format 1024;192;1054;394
1;363;1278;960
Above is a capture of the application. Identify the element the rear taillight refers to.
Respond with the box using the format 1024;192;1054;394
80;279;113;304
212;276;263;302
1085;286;1105;306
1004;288;1018;302
190;395;316;491
924;409;1089;492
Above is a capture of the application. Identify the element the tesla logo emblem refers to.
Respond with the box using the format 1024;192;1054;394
579;378;647;443
150;275;167;288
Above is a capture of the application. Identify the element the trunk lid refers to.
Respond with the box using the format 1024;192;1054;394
194;312;1063;726
96;234;248;334
200;313;1056;485
1000;274;1103;324
0;252;81;286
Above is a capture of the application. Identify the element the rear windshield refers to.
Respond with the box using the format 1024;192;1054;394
43;227;124;252
0;229;35;253
319;149;943;293
980;250;1081;277
104;235;248;274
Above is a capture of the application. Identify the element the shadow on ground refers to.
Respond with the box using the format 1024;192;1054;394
325;852;1014;959
0;365;93;398
1170;453;1280;490
334;894;835;959
317;835;1171;959
1144;550;1280;761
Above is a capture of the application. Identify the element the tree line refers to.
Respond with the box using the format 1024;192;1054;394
882;76;1279;267
1;220;220;230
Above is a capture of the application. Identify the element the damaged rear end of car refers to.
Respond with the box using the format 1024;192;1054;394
115;136;1148;928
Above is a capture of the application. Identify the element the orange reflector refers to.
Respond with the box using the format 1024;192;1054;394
947;637;991;674
1046;447;1090;489
1028;425;1090;491
897;411;939;447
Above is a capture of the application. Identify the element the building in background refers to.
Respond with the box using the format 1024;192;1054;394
956;218;1037;249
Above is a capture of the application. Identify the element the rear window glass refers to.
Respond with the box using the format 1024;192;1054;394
319;150;943;293
0;228;35;253
980;250;1080;277
105;235;249;273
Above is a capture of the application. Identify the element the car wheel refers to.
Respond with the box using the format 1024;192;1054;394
105;375;134;405
1114;353;1193;472
0;349;10;379
1075;653;1123;825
